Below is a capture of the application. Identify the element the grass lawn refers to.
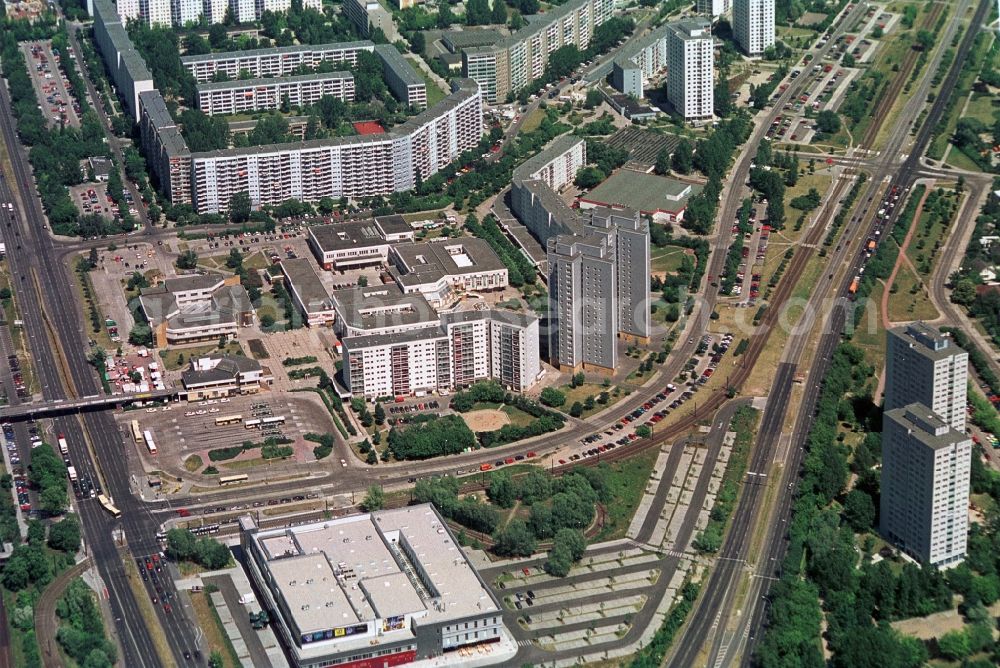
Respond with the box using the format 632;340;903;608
651;244;689;275
945;146;985;172
184;455;203;472
242;251;271;271
521;108;546;133
405;56;446;107
887;264;939;322
592;448;659;542
964;92;1000;126
558;382;607;416
501;404;537;428
159;342;244;370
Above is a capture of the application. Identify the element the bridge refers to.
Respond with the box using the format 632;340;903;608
0;389;178;421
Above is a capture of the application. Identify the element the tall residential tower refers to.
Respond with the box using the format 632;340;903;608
885;322;969;432
733;0;776;56
666;19;714;121
880;404;971;567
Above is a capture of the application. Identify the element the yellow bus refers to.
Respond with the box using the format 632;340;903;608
130;419;142;444
97;494;122;518
219;474;249;487
215;414;243;426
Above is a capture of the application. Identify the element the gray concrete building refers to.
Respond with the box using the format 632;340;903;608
881;404;971;568
885;322;969;432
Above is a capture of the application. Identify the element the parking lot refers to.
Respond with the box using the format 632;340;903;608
21;40;82;128
70;182;115;219
123;393;333;470
550;333;735;465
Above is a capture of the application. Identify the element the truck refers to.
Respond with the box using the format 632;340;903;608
57;434;69;456
67;466;78;483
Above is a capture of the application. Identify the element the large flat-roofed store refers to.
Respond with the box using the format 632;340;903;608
240;505;507;667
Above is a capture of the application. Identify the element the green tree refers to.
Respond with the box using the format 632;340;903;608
635;424;652;439
361;485;384;512
574;166;605;189
815;110;841;135
540;387;566;407
951;279;977;305
175;250;198;270
487;470;517;508
569;401;584;417
672;138;694;174
843;489;875;532
229;191;251;223
654;147;671;175
936;629;971;661
492;519;537;557
584;88;603;109
48;514;82;553
374;402;385;425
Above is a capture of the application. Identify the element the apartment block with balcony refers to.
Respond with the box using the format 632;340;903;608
461;0;614;103
196;72;355;115
885;322;969;432
186;79;482;213
666;19;714;121
611;24;670;98
181;41;375;84
733;0;775;56
881;404;971;568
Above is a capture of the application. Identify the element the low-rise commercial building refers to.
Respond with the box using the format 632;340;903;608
240;505;505;668
579;170;701;223
308;220;394;270
280;258;337;327
388;238;508;308
181;354;267;400
139;274;254;347
195;71;355;116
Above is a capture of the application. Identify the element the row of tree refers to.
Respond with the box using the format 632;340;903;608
465;214;537;287
164;528;232;569
56;578;118;668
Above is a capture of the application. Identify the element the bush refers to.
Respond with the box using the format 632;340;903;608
165;528;231;569
540;387;566;407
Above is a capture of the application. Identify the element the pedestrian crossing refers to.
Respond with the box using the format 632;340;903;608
517;639;534;648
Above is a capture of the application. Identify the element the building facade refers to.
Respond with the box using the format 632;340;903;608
666;19;714;121
510;135;587;247
195;72;355;115
610;24;669;98
93;0;155;120
240;506;505;668
138;274;255;346
880;404;971;568
343;309;541;398
547;209;650;372
181;41;374;84
461;0;615;103
375;44;428;109
733;0;775;56
885;322;968;432
696;0;730;18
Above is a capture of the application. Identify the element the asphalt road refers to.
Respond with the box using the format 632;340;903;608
730;0;993;664
0;60;186;666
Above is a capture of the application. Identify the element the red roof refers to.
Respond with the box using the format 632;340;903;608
353;121;386;135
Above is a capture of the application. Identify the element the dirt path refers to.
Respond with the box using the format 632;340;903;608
34;558;92;668
880;183;933;331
